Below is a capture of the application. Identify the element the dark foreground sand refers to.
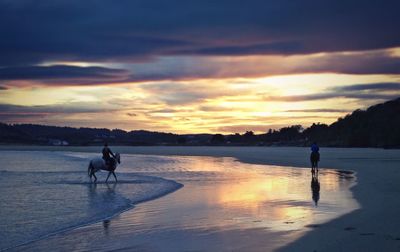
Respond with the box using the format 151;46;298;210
3;146;400;251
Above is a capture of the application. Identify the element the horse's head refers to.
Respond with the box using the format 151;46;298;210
115;153;121;164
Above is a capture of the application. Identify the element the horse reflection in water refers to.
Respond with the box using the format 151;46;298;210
311;175;320;206
87;182;116;236
87;182;117;202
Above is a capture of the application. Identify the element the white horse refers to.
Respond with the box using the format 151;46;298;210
88;153;121;183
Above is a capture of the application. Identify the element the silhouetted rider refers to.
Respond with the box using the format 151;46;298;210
310;142;320;173
102;143;115;168
311;142;319;154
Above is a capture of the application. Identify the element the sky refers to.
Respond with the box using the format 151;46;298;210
1;0;400;134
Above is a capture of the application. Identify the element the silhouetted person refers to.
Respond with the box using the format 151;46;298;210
310;142;320;174
102;142;115;169
311;176;320;206
103;219;110;229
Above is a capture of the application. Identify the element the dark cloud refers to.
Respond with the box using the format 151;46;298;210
151;109;179;113
266;93;399;102
133;51;400;81
198;106;233;112
178;41;306;56
301;51;400;75
1;50;400;86
285;109;352;113
126;112;137;117
0;102;119;121
0;85;7;90
264;82;400;102
335;83;400;92
0;65;130;85
1;0;399;67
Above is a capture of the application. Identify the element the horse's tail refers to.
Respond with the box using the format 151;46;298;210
88;161;93;176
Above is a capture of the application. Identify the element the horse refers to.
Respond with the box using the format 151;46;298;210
88;153;121;183
310;151;320;175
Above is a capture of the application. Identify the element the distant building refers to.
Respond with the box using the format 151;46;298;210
48;139;69;146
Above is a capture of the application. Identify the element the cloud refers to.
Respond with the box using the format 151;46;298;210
266;93;399;102
0;85;7;90
198;105;234;112
138;82;245;105
151;109;179;113
115;49;400;83
1;0;399;67
126;112;137;117
264;82;400;103
0;65;130;85
0;102;120;121
1;49;400;87
285;109;352;113
335;82;400;92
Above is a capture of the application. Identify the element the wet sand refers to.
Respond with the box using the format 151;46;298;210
3;146;400;251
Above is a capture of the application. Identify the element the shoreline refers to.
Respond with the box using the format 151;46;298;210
0;170;183;251
3;146;400;251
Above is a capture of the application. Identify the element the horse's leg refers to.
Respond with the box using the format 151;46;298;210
106;172;111;183
112;171;117;182
312;160;317;175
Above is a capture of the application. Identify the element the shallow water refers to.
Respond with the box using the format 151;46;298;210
0;151;181;250
0;150;359;251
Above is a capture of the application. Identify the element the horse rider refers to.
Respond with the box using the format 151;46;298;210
311;141;319;155
310;141;320;173
102;142;116;169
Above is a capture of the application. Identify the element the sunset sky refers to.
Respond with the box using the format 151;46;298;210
1;1;399;133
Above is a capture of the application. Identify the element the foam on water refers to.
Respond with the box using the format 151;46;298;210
0;151;182;250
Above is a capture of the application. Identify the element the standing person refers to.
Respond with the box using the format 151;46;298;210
310;142;320;175
102;142;116;169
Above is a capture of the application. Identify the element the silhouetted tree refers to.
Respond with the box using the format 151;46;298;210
211;134;225;144
1;97;399;147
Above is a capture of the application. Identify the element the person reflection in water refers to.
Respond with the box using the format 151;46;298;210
103;219;111;236
311;176;320;206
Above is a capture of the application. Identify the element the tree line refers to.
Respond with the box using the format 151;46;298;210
1;97;399;148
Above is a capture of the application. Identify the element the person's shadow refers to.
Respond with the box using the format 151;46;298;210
311;175;320;206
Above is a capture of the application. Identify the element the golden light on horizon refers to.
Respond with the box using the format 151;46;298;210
1;69;399;133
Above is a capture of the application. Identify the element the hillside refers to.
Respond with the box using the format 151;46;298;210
303;97;400;148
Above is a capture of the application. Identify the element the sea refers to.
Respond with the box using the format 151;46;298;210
0;148;359;251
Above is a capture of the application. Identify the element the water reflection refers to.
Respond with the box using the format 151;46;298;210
202;166;356;231
13;154;360;252
103;219;111;236
87;182;117;201
311;176;320;206
117;156;359;234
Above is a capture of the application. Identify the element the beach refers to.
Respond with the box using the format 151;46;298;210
2;146;400;251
